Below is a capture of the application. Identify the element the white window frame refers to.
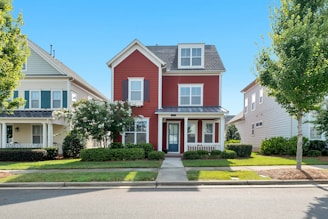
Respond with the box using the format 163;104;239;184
178;44;205;69
202;121;215;143
123;118;149;144
251;93;256;111
52;90;62;109
32;124;42;144
244;97;248;114
187;121;198;143
259;88;263;104
128;77;144;106
178;84;203;106
30;90;41;109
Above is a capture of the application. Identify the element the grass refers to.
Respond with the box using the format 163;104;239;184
0;171;158;183
187;170;271;181
0;159;162;170
183;153;328;167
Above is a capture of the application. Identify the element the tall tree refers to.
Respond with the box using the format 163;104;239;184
0;0;29;112
256;0;328;170
225;124;241;142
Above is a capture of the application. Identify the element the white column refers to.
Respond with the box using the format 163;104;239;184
184;117;188;153
157;115;163;152
2;123;7;148
42;123;47;147
47;122;53;146
220;116;225;151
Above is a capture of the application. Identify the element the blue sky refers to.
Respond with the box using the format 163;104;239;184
12;0;275;115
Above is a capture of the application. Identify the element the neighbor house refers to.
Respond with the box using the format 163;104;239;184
228;80;325;150
107;39;228;154
0;39;108;153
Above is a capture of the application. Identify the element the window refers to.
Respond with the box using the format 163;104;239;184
178;44;204;68
124;118;149;144
52;91;61;108
256;121;263;128
179;84;203;106
72;92;77;103
187;121;198;143
128;78;144;104
259;88;263;104
32;125;42;144
251;123;255;135
251;93;256;111
31;91;40;108
203;122;214;143
244;98;248;114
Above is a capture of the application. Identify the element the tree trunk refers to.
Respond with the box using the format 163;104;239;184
296;113;303;170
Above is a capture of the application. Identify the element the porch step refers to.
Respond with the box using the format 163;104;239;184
165;153;182;158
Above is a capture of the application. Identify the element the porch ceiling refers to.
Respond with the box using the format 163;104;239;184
155;106;228;115
0;110;53;118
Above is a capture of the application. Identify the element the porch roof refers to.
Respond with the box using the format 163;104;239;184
155;106;228;114
0;110;53;118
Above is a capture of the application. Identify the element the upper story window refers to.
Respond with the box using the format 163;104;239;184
52;91;62;108
72;92;77;103
259;88;263;104
178;44;205;69
251;93;256;111
31;91;40;108
128;78;144;105
178;84;203;106
244;97;248;114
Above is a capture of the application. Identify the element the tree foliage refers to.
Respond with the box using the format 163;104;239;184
225;124;241;141
0;0;29;112
54;99;133;146
314;99;328;138
256;0;328;169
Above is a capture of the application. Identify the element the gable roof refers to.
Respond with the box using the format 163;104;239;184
28;39;108;101
147;45;226;72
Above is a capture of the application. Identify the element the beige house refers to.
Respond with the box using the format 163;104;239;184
0;39;108;153
228;80;325;150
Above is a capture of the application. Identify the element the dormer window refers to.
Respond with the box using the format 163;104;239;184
178;44;204;69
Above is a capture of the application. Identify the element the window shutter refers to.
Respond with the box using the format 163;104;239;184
122;80;128;101
24;91;29;108
144;80;150;102
41;91;51;109
62;90;67;108
13;91;18;99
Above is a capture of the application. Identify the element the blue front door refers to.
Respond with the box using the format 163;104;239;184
168;123;179;152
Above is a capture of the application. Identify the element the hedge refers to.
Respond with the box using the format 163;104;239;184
80;148;110;161
126;143;154;158
148;151;165;160
226;143;252;157
221;150;237;159
108;148;144;160
0;149;47;161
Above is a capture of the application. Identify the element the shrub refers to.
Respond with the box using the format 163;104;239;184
0;149;47;161
260;136;288;155
109;142;124;149
62;132;85;158
197;150;210;159
44;147;58;160
307;150;322;157
226;143;252;157
126;143;154;158
148;151;165;160
221;150;237;159
304;140;327;156
210;150;222;158
80;148;110;161
183;151;200;159
109;148;144;160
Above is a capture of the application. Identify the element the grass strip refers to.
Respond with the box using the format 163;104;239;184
187;170;271;181
0;171;158;183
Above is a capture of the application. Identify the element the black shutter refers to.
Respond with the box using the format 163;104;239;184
122;80;128;101
144;80;150;102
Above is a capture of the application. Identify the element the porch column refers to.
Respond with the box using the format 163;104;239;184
220;116;225;151
1;123;6;148
184;117;188;153
157;115;163;152
42;123;47;147
47;122;53;147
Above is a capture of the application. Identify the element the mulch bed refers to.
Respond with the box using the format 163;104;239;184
257;168;328;180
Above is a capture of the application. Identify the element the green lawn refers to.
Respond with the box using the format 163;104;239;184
0;171;157;183
187;170;271;180
0;159;162;170
183;153;328;167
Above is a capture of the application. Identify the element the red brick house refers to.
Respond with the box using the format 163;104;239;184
107;39;228;154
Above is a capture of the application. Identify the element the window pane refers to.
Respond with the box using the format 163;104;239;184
181;48;190;57
181;58;190;66
180;87;190;96
131;81;141;90
180;97;190;105
33;136;41;144
131;91;141;100
204;134;213;143
191;96;201;105
53;100;61;108
53;91;61;99
31;91;39;99
188;134;196;143
31;100;39;108
125;133;135;144
136;121;146;132
192;58;201;66
205;124;213;133
192;48;201;56
191;87;201;95
136;133;146;143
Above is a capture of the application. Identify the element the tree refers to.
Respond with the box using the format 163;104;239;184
256;0;328;170
225;124;241;142
0;0;29;112
313;99;328;138
54;99;133;147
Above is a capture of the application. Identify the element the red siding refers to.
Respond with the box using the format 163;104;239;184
162;76;220;107
113;50;159;149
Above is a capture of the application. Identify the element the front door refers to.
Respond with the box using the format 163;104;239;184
168;123;179;153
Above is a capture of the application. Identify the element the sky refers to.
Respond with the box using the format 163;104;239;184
11;0;275;115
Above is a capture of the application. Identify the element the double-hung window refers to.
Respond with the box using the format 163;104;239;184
128;78;144;105
187;121;198;143
32;125;42;144
259;88;263;104
251;93;256;111
244;98;248;114
203;122;214;143
124;118;149;144
31;91;40;108
52;91;61;108
179;84;203;106
178;44;204;68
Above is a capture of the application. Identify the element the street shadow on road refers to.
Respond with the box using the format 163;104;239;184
0;188;107;206
304;185;328;219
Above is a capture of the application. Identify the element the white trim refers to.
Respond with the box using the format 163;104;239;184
178;84;203;106
128;77;144;106
202;121;215;143
178;43;205;69
167;121;181;153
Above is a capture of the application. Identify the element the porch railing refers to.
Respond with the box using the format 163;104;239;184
187;143;221;152
6;143;43;148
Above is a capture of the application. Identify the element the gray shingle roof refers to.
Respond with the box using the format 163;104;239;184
0;110;53;118
156;106;227;114
146;45;225;71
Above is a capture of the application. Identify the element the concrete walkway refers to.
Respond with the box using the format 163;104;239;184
156;157;188;182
